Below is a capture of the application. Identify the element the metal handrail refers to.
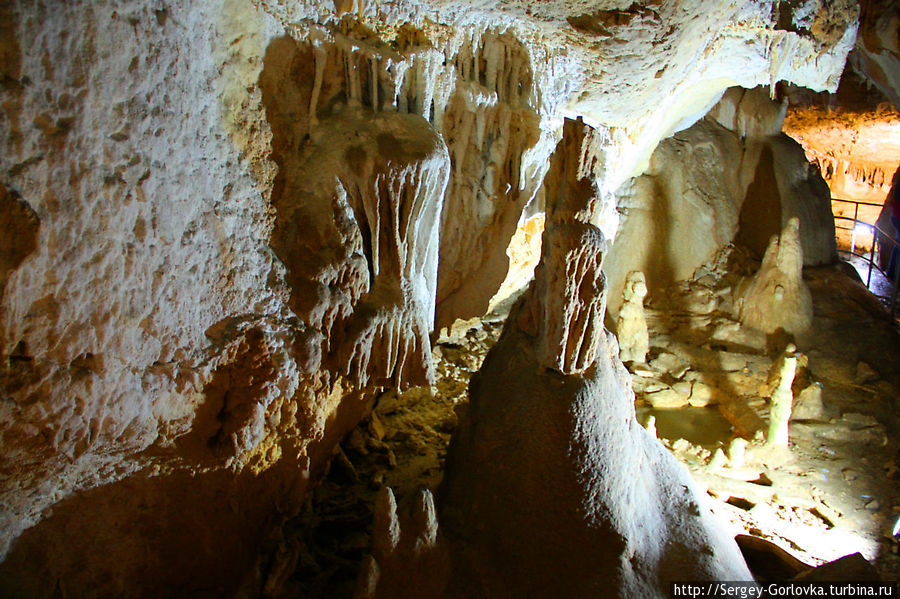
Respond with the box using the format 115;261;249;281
832;197;885;209
831;205;900;315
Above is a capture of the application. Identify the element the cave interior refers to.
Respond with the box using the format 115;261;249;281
1;0;900;597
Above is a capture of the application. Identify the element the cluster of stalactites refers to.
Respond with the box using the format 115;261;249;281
811;153;895;190
272;107;450;391
297;27;558;331
304;29;536;137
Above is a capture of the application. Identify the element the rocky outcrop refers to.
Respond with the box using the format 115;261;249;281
606;87;835;315
605;113;748;314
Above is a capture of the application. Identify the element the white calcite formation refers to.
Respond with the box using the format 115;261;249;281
734;217;815;335
0;0;859;594
736;131;838;266
606;87;835;315
270;106;449;389
767;344;799;447
616;270;650;364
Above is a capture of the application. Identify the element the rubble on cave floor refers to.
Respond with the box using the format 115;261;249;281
634;258;900;581
281;260;900;598
283;315;504;598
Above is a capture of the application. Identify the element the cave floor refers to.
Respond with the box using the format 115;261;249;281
280;263;900;598
284;316;504;598
639;263;900;581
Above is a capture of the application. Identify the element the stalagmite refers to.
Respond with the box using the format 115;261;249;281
355;487;448;599
437;119;752;597
729;438;748;468
734;218;814;335
606;87;835;314
645;414;658;438
616;270;650;364
767;344;798;448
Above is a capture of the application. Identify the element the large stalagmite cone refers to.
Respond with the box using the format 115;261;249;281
438;119;752;598
439;319;753;598
734;217;813;335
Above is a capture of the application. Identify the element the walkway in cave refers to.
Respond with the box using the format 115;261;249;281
277;258;900;598
842;253;897;315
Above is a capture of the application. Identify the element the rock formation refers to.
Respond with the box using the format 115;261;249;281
606;87;836;315
355;487;449;599
616;270;650;365
767;344;799;447
852;0;900;110
438;119;752;598
269;105;450;390
782;72;900;205
734;217;814;335
736;133;838;267
0;0;860;595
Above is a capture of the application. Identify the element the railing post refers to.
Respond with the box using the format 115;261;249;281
867;226;875;288
891;266;897;317
832;197;900;318
892;236;899;318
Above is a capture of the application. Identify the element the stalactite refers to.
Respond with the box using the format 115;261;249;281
271;102;449;391
309;43;327;129
256;26;562;332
